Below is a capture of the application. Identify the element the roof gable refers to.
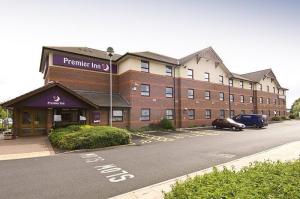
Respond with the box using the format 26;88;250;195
179;47;223;64
1;83;98;108
241;68;282;88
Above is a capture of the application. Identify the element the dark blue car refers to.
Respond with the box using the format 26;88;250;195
232;114;268;128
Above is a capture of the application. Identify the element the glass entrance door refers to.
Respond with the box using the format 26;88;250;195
20;109;47;136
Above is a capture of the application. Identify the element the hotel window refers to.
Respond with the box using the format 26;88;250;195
220;109;225;119
219;75;224;84
141;109;150;121
166;66;173;76
268;110;271;116
204;72;210;82
274;99;277;105
267;86;270;92
188;89;194;99
219;92;224;101
259;97;263;104
165;109;174;120
188;109;195;120
230;94;234;102
187;69;193;79
249;83;253;90
204;91;210;100
240;81;244;88
240;95;244;103
259;84;262;91
112;110;123;122
241;110;246;114
261;110;264;115
229;79;233;87
141;84;150;96
230;110;235;117
273;87;276;93
267;98;270;104
165;87;173;98
250;96;253;103
205;109;211;119
141;60;149;73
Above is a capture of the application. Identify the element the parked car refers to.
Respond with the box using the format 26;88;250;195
212;118;246;131
232;114;268;128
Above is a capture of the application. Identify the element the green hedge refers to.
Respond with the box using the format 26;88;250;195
271;116;281;121
49;125;131;150
159;118;175;130
165;160;300;199
289;114;296;119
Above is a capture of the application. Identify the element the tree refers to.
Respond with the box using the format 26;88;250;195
290;98;300;117
0;106;7;119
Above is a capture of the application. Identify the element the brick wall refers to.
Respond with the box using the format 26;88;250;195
43;65;287;129
46;66;119;93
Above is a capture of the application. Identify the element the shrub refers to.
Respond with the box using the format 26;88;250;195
289;114;296;119
49;125;131;150
164;160;300;199
159;118;174;130
271;116;281;121
280;116;288;120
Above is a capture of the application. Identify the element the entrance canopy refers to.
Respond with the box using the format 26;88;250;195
1;82;131;109
1;83;98;109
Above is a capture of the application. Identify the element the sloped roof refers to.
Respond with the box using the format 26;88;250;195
241;68;287;89
1;82;98;108
241;68;272;82
179;47;223;64
74;90;130;108
44;46;122;61
231;73;255;82
132;51;178;65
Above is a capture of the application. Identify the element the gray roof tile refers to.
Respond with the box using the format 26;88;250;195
74;90;130;108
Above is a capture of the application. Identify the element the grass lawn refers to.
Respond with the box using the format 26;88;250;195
165;160;300;199
49;125;131;150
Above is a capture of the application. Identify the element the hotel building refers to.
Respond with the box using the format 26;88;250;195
1;46;287;136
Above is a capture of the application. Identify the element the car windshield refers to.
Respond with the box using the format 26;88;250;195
226;118;236;123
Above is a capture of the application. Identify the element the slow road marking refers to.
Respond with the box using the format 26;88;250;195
80;153;135;183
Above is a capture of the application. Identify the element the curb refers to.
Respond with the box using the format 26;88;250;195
59;142;137;154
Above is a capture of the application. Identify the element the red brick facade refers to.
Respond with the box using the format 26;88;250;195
43;59;287;129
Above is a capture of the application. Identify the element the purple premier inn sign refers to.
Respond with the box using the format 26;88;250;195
20;87;89;108
52;54;117;74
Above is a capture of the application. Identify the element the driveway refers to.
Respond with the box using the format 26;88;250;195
0;135;55;160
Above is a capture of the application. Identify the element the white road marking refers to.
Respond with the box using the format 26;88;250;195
80;153;135;183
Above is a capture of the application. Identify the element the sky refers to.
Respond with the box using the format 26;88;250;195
0;0;299;108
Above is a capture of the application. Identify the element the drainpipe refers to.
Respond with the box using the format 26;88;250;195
228;78;232;118
173;61;180;127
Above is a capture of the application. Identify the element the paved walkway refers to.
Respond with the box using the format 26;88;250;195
110;141;300;199
0;135;55;161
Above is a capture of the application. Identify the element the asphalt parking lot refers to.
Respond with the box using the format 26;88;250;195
130;129;220;145
0;120;299;199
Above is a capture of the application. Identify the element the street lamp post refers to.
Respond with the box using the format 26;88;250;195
107;47;114;127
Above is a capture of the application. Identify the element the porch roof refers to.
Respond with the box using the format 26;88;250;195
74;90;131;108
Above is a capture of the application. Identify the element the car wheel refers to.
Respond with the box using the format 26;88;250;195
232;126;236;131
213;125;217;129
